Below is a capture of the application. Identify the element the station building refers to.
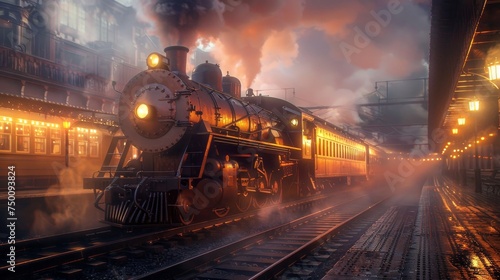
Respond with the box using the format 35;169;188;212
0;0;155;187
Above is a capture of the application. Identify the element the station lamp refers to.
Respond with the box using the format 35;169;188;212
469;99;479;111
62;121;71;129
487;58;500;81
458;117;466;126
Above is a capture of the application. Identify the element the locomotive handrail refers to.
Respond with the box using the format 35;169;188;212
91;170;136;179
94;177;120;212
136;170;177;178
133;178;151;217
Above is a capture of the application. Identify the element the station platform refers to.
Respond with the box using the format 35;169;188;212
322;176;500;279
0;186;94;200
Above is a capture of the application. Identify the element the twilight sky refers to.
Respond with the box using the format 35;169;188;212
136;0;431;150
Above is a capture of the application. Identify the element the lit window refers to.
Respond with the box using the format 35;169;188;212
16;123;30;153
59;0;86;38
0;117;12;151
50;128;61;155
89;130;100;157
34;126;47;154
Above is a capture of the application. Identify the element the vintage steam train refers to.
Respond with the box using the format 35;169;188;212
83;46;386;226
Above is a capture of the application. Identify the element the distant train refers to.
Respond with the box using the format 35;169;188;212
83;46;386;226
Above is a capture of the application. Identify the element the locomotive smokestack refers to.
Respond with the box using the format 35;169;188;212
164;46;189;77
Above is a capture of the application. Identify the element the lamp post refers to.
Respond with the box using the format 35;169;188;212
469;100;481;193
63;121;71;167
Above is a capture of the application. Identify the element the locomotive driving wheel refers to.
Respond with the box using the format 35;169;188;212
252;177;268;208
176;192;194;225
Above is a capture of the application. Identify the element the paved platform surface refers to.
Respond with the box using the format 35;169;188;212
323;176;500;279
0;186;94;200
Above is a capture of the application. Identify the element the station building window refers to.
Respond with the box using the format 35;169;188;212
59;0;86;37
34;126;47;154
89;129;99;157
0;113;105;158
50;127;61;155
0;117;12;151
16;120;30;153
77;127;88;156
95;12;116;43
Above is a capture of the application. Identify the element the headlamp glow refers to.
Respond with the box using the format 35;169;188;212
135;103;149;119
146;53;169;69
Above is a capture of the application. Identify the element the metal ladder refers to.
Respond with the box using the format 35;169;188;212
180;134;212;178
97;135;131;178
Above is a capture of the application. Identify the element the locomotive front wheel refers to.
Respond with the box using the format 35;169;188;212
235;191;252;212
177;195;195;225
253;194;268;208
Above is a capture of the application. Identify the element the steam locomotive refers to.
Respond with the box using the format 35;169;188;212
83;46;385;226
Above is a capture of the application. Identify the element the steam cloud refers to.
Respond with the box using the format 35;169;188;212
138;0;431;149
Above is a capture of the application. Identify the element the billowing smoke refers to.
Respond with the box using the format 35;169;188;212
30;159;102;236
139;0;431;146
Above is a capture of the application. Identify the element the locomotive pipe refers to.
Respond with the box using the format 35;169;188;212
164;46;189;77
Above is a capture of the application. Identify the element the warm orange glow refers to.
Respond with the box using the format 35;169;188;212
146;53;169;69
452;128;458;134
458;118;466;126
469;100;479;111
147;53;160;68
135;104;149;119
488;60;500;80
62;121;71;129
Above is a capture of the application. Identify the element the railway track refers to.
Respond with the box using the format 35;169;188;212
131;190;391;279
1;187;374;279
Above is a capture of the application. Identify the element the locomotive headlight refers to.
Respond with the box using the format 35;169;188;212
146;53;169;69
290;118;299;127
135;103;150;119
